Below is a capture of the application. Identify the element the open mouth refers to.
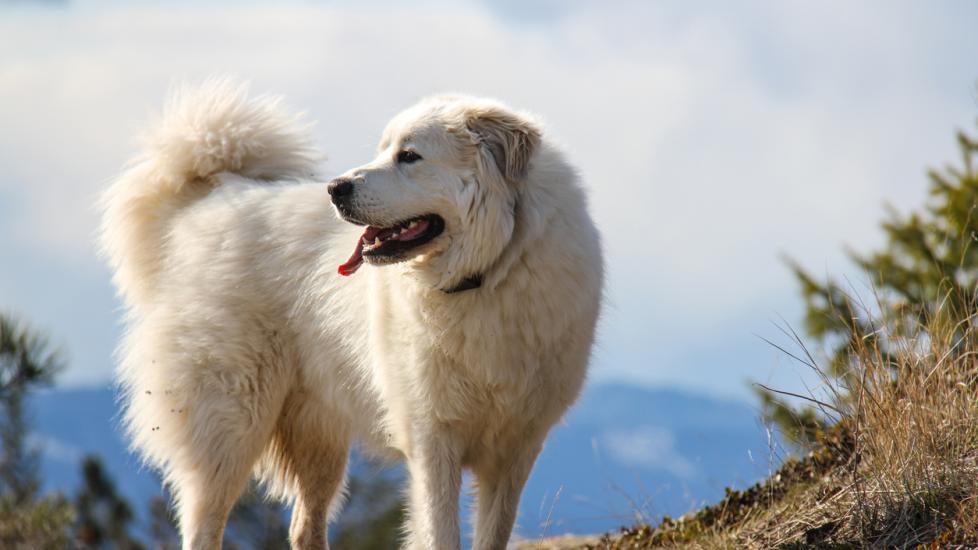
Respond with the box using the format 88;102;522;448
338;214;445;276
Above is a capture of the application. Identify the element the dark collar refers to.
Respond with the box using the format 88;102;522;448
442;274;482;294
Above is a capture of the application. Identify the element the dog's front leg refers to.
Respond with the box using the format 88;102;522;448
404;433;463;550
471;435;545;550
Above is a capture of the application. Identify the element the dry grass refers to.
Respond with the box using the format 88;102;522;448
835;302;978;548
534;297;978;549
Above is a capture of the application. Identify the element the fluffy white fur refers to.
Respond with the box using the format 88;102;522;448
100;79;603;550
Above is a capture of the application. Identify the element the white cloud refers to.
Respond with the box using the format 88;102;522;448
602;426;695;478
1;1;977;394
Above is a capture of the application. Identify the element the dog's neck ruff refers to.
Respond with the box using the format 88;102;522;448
442;274;483;294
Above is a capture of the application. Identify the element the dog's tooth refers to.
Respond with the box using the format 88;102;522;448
373;237;382;246
391;231;400;239
362;237;370;246
408;220;418;229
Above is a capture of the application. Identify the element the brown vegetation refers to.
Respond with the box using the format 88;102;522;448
527;301;978;549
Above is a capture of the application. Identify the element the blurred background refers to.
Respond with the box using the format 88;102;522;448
2;0;978;547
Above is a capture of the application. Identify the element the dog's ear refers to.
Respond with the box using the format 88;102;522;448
466;106;541;183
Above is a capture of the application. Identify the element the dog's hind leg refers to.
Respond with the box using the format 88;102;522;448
159;362;289;550
288;445;349;549
260;397;350;550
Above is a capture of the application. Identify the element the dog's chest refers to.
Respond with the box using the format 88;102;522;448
375;291;553;424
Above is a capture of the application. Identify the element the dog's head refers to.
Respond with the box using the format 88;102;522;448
330;96;541;289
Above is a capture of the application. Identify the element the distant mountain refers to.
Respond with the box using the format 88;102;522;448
27;383;778;541
517;384;776;539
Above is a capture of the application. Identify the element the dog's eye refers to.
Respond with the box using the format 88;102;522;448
396;150;422;164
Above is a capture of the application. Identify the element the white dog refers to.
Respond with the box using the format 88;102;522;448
100;79;603;550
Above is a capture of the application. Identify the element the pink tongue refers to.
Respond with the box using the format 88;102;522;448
337;241;364;276
337;226;381;276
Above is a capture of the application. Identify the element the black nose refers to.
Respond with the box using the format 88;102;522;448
327;177;354;201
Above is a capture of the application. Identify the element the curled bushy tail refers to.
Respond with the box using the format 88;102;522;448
99;78;321;309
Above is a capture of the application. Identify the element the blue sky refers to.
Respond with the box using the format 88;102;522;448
2;0;978;403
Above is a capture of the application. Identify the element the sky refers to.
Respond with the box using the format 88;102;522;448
2;0;978;403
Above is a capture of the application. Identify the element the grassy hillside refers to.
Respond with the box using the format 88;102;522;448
522;307;978;549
